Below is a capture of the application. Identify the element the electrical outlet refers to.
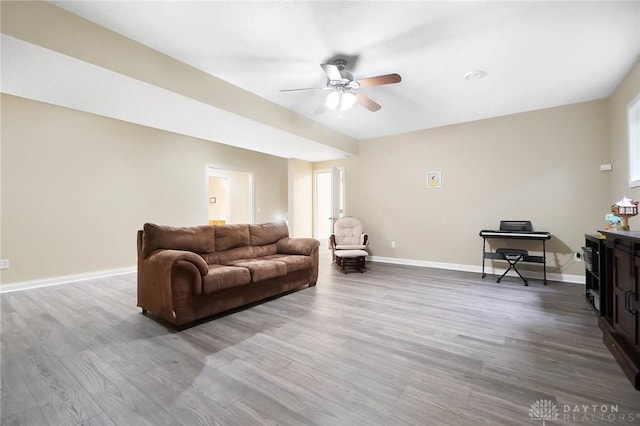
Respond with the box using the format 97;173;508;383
0;259;9;270
573;252;582;262
391;241;396;248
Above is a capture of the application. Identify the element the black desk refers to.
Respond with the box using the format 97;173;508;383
479;230;552;284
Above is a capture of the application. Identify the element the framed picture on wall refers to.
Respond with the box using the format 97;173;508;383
427;171;441;189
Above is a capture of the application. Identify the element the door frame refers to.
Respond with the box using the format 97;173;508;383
206;164;255;224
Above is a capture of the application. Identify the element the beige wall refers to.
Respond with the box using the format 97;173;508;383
287;159;313;237
608;58;640;229
316;100;612;278
1;94;287;283
226;170;251;224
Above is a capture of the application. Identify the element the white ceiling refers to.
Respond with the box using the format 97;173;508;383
4;1;640;161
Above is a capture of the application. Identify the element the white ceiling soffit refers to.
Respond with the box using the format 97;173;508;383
0;35;352;162
53;1;640;140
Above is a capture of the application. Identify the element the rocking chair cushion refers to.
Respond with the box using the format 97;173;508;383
335;244;367;250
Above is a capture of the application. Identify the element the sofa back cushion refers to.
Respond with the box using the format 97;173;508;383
142;223;215;258
252;244;278;258
249;222;289;246
201;252;220;265
215;224;250;251
217;246;254;265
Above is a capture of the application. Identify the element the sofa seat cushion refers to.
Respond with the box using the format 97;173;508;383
260;255;313;273
227;259;286;282
202;265;252;295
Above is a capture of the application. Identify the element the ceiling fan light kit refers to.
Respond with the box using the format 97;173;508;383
325;91;357;111
281;58;401;114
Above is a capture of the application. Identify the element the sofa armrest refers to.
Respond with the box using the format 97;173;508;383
138;249;209;322
148;249;208;274
149;249;208;293
277;237;320;256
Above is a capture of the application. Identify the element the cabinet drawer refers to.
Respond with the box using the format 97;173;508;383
603;332;640;390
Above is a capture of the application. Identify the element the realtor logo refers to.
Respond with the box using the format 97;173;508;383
529;399;559;425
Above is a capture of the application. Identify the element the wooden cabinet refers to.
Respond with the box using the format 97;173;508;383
599;230;640;390
612;247;639;345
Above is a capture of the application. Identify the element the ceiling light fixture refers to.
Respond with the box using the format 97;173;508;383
325;91;357;112
464;70;487;80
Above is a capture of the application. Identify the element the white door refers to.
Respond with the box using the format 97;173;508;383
330;165;344;224
314;167;344;248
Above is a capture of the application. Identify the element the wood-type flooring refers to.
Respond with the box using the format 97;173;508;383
2;253;639;425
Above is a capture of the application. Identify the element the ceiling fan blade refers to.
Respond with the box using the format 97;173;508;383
279;87;324;92
315;103;327;114
321;64;343;81
356;73;401;88
355;93;382;112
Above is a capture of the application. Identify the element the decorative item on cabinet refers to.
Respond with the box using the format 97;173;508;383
611;197;638;231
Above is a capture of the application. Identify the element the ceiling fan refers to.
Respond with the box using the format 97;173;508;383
280;59;401;113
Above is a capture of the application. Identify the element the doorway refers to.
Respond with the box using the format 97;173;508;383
313;166;344;247
207;166;254;225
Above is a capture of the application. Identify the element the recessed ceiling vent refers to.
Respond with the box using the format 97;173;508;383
464;70;487;80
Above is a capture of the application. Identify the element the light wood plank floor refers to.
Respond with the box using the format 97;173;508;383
2;253;639;425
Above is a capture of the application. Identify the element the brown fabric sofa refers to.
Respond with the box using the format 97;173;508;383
137;221;319;327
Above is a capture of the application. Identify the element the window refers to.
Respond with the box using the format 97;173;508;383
629;94;640;188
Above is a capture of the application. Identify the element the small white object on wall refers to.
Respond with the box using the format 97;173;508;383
600;164;613;171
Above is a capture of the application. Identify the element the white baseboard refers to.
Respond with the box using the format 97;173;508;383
368;256;584;284
0;266;136;294
0;254;584;294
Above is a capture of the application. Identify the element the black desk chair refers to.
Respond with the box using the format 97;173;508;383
496;248;529;286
